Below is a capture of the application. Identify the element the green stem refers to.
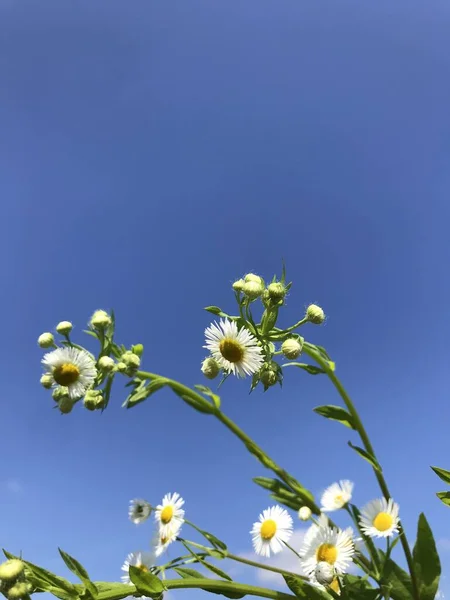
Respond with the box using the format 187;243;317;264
303;344;419;600
164;578;296;600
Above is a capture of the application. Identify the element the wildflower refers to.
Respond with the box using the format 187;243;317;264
251;505;293;558
321;480;353;512
129;499;152;525
56;321;73;335
38;333;54;348
300;521;355;577
154;493;185;538
204;319;263;378
359;498;399;538
42;347;97;399
153;528;178;557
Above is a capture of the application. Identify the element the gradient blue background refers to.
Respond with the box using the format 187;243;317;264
1;0;450;597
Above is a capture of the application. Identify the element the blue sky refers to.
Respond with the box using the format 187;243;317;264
1;0;450;597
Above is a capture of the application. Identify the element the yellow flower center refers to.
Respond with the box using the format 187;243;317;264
160;506;174;524
373;512;394;532
316;543;338;565
219;338;244;363
138;564;149;573
334;494;344;505
329;578;340;594
53;363;80;386
260;519;277;540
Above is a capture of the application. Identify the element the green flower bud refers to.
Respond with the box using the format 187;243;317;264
201;357;220;380
0;559;24;581
38;332;54;348
243;280;264;300
90;310;112;330
116;362;127;373
298;506;312;521
315;562;335;586
83;389;105;411
121;351;141;370
58;396;74;414
281;337;303;360
244;273;264;284
40;373;53;389
267;282;286;303
132;344;144;357
55;321;73;335
98;356;115;372
306;304;325;324
232;279;245;292
7;582;32;600
260;362;279;389
52;386;69;402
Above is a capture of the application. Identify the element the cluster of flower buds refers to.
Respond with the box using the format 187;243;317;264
0;559;32;600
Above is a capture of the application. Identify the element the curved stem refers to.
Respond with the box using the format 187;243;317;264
165;578;296;600
303;344;419;600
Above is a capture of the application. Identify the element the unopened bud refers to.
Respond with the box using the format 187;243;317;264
83;389;105;411
244;273;264;284
132;344;144;357
7;582;32;600
243;280;264;301
281;338;303;360
52;386;69;402
260;363;279;388
0;559;25;581
90;310;112;329
56;321;73;335
121;351;141;370
58;396;74;414
201;357;220;380
116;362;127;373
306;304;325;325
38;332;54;348
98;356;115;372
267;282;286;303
40;374;53;389
232;279;245;292
298;506;312;521
315;561;335;586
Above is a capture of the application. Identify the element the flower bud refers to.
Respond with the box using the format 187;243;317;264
132;344;144;357
306;304;325;324
83;389;105;411
55;321;73;335
52;386;69;402
315;561;335;586
7;582;32;600
0;559;25;581
281;338;303;360
201;357;220;380
261;289;271;309
58;396;74;414
244;273;264;284
267;282;286;303
90;310;112;329
260;362;279;388
243;280;264;301
98;356;115;373
38;332;54;348
121;351;141;370
116;362;127;373
40;374;53;389
232;279;245;292
298;506;312;521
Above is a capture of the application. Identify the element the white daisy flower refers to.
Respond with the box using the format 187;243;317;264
121;551;155;584
321;480;354;512
251;505;293;558
359;497;399;539
129;499;152;525
204;319;264;378
153;526;179;557
154;492;185;538
300;521;355;577
42;347;97;400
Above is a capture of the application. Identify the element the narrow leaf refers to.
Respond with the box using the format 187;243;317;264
174;568;207;579
348;442;382;472
382;558;413;600
58;549;97;598
412;513;440;600
313;405;355;429
431;466;450;485
436;491;450;506
129;567;165;597
282;362;326;375
202;562;232;581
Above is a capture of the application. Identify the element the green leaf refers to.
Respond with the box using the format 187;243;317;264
436;491;450;506
199;530;228;551
58;549;97;598
204;307;235;319
252;477;293;494
341;575;379;600
179;393;215;414
282;362;326;375
283;575;329;599
431;466;450;485
269;493;301;511
123;378;168;408
174;568;207;579
95;582;136;600
195;385;221;410
348;442;382;472
83;330;99;339
313;405;355;429
201;562;232;581
129;567;165;598
382;559;413;600
412;513;441;600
